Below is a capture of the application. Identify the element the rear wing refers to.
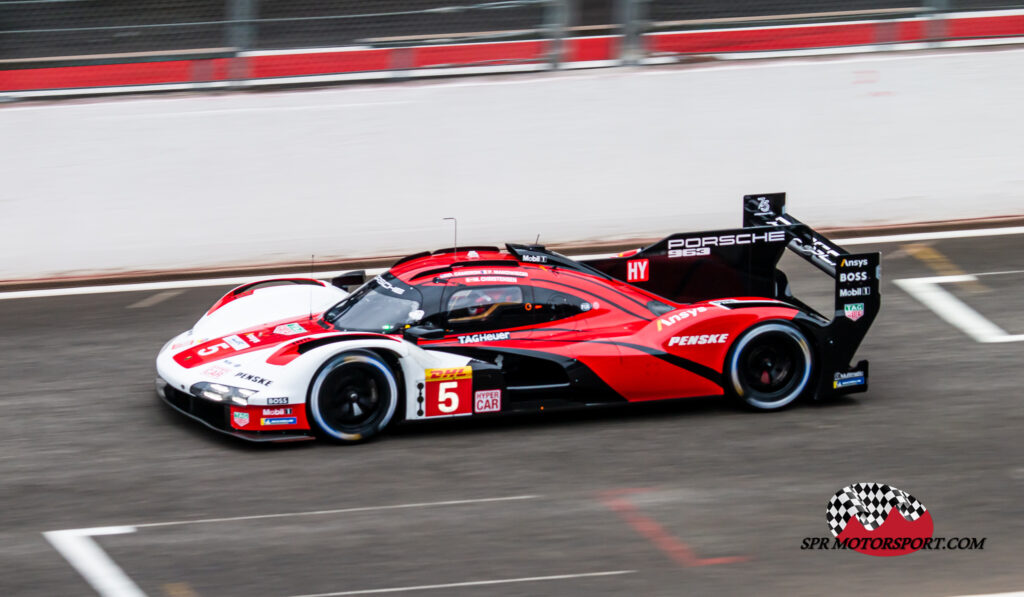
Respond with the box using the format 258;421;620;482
739;192;880;331
583;192;880;397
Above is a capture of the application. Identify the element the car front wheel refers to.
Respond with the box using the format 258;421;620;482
307;350;398;443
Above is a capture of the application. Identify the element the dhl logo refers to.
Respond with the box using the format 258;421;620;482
426;367;472;382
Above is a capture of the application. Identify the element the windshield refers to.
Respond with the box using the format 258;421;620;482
324;275;424;333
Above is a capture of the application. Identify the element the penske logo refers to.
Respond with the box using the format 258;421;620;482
668;333;730;346
426;367;472;382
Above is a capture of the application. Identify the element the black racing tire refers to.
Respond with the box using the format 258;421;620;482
725;321;814;411
307;350;399;443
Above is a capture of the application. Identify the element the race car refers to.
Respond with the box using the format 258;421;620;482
156;192;880;443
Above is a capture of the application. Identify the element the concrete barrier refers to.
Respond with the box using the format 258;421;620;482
2;46;1024;281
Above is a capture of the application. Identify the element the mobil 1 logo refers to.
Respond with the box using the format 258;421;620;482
836;254;879;302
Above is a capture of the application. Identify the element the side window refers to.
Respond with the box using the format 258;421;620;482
531;287;588;323
442;285;533;332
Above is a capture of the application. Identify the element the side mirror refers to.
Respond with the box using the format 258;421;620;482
331;270;365;290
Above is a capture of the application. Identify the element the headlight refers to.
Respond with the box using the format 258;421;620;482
190;382;256;406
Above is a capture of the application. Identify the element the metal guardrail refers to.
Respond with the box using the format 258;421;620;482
2;0;1024;95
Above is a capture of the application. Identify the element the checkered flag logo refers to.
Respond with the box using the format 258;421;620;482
826;483;927;537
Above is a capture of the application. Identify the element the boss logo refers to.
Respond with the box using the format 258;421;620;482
840;272;869;283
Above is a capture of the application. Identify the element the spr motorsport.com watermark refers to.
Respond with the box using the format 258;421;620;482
800;483;987;557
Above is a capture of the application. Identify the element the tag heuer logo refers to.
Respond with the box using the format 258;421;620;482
844;303;865;321
233;411;249;427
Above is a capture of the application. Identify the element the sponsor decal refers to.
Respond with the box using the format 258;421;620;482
522;254;547;263
764;214;843;266
839;287;872;297
668;333;730;347
788;236;840;266
462;276;519;284
266;397;289;405
844;303;866;321
424;367;473;417
439;269;527;279
839;271;869;283
668;230;786;258
458;331;511;344
374;275;405;295
223;335;249;350
833;371;866;388
655;307;708;331
171;333;196;351
840;258;869;268
234;372;272;386
474;389;501;413
261;417;298;426
626;259;649;283
232;411;249;427
262;407;292;416
203;365;230;379
274;323;306;336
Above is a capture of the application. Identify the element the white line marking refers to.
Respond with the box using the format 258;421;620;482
975;269;1024;277
895;274;1024;343
4;226;1024;301
99;101;411;120
950;593;1024;597
43;526;145;597
840;226;1024;245
126;290;184;309
43;495;540;596
288;570;636;597
0;267;387;301
133;494;539;528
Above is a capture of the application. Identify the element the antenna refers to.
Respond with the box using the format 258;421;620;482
535;233;541;245
308;254;314;321
443;217;457;254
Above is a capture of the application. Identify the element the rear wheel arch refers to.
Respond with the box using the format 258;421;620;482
724;319;815;411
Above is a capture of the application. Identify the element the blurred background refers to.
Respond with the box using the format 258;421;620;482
3;3;1024;597
3;0;1024;282
4;0;1024;79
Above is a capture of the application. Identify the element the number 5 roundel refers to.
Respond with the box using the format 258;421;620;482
424;367;473;417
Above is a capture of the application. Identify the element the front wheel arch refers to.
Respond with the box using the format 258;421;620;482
306;349;400;443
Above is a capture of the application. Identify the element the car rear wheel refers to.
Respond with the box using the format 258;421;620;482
726;321;813;411
308;350;398;443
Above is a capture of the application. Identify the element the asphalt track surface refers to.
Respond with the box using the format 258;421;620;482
2;231;1023;597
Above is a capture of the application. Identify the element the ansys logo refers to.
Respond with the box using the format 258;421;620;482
826;482;933;556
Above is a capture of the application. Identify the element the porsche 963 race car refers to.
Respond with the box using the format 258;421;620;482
156;193;880;443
